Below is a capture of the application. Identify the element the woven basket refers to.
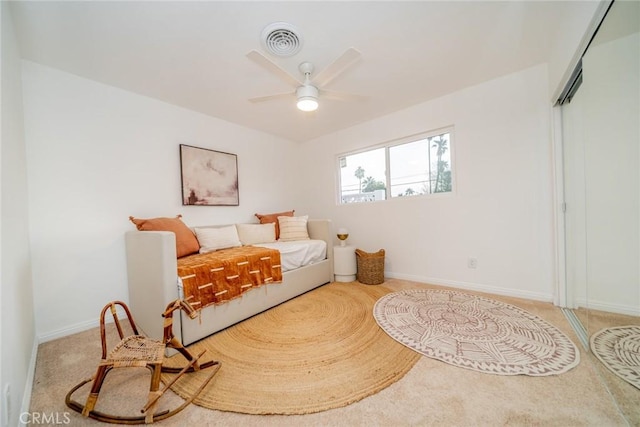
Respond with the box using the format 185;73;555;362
355;249;385;285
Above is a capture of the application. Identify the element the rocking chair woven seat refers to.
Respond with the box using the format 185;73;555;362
65;299;220;424
108;335;165;367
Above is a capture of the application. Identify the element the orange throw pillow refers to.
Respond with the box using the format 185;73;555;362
129;215;199;258
255;210;294;240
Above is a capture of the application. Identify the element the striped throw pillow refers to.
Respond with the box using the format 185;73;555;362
278;215;310;242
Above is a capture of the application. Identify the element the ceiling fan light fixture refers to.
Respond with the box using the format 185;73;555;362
297;97;318;112
296;85;319;112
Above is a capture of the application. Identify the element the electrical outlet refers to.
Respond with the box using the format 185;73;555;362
467;257;478;269
3;383;10;426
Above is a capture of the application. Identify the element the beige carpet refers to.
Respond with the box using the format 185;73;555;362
591;326;640;390
162;282;420;414
30;279;637;426
374;288;580;376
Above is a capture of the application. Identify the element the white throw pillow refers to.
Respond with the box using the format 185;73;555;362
278;215;310;242
194;225;242;253
236;223;276;245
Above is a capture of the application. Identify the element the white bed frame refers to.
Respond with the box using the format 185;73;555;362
125;219;334;346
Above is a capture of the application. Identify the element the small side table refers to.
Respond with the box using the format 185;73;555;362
334;245;357;282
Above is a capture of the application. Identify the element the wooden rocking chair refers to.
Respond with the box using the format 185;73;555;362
65;299;220;424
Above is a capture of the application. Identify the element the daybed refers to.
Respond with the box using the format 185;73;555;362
125;219;334;346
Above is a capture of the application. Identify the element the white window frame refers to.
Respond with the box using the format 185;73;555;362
336;126;455;205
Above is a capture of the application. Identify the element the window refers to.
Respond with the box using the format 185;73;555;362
338;128;453;204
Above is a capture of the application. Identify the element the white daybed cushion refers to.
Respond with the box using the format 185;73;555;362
255;240;327;272
236;222;276;245
194;225;241;253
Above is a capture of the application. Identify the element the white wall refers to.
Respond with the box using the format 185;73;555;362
1;4;36;427
299;64;555;301
21;61;301;341
581;31;639;315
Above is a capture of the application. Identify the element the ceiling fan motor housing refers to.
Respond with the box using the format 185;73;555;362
296;85;319;99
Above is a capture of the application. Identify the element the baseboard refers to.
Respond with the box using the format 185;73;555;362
38;318;99;344
574;297;640;317
384;272;553;303
37;308;125;344
19;338;39;427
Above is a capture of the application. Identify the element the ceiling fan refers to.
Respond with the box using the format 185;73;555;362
246;48;366;112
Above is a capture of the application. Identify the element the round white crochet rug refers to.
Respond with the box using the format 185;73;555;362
374;288;580;376
591;325;640;390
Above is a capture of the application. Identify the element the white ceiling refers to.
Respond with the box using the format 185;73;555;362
10;1;593;143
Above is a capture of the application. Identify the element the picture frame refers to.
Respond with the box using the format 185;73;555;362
180;144;239;206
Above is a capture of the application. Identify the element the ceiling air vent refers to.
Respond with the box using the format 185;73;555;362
261;22;303;57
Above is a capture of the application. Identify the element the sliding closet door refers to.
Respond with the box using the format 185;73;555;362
561;89;588;323
559;2;639;420
580;2;639;326
562;0;639;331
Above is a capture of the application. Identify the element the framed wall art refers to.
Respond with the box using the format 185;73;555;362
180;144;239;206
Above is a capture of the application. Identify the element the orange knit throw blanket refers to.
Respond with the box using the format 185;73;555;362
177;246;282;310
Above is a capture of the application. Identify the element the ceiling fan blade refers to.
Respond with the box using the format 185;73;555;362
320;89;369;102
313;47;362;88
248;91;295;103
246;50;302;88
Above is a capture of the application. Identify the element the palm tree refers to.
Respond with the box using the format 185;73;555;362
354;166;365;193
440;166;452;192
362;176;375;192
362;176;386;192
431;136;449;192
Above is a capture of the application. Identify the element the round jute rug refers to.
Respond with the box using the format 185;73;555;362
162;282;421;415
374;289;580;376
